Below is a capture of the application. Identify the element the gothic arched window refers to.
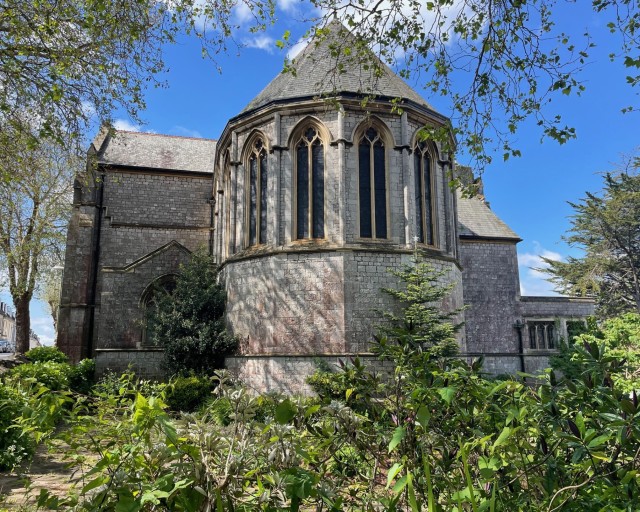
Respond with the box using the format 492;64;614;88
296;126;324;239
358;126;387;239
413;141;436;246
248;138;268;246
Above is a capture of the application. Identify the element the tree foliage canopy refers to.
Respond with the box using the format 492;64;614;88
281;0;640;168
0;0;273;145
543;161;640;317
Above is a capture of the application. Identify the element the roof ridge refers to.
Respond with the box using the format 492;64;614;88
114;129;217;142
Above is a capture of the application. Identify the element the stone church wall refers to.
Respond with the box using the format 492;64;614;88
57;166;212;370
459;239;521;360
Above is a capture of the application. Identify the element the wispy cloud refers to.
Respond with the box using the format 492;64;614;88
287;37;309;60
244;35;276;53
518;241;563;296
113;119;141;132
31;315;55;346
170;126;203;138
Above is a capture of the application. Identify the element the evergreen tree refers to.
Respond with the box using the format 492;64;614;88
147;250;237;376
544;162;640;317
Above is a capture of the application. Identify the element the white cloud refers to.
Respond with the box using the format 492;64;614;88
171;126;203;138
277;0;298;13
518;242;563;296
233;2;253;24
244;35;276;53
81;100;97;118
287;37;309;60
31;315;55;346
113;119;141;132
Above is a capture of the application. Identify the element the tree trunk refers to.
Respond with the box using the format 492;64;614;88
14;295;31;354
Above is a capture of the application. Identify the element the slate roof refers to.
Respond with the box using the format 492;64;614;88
96;130;216;173
241;19;436;114
457;192;521;241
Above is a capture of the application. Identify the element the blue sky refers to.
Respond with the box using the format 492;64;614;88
6;1;638;345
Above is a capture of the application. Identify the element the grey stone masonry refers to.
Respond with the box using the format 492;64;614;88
57;133;214;362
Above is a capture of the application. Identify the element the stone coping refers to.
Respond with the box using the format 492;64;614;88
520;295;594;303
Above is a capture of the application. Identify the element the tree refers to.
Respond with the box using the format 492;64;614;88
289;0;639;169
0;0;274;151
0;126;77;353
543;158;640;317
146;249;237;376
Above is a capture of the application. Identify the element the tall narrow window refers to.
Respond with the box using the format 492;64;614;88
248;138;267;246
296;127;324;239
359;127;387;239
414;141;435;246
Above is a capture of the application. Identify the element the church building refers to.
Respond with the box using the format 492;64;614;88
57;21;594;393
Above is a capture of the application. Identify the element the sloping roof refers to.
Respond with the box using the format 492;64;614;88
457;192;521;241
96;130;216;173
241;19;436;114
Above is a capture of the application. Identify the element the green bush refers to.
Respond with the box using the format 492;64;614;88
9;361;71;390
68;358;96;394
24;345;69;364
146;250;238;376
0;382;33;471
165;374;215;412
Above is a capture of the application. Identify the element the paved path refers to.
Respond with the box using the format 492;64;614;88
0;439;80;510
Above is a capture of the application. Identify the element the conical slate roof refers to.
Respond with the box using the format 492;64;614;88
241;20;437;114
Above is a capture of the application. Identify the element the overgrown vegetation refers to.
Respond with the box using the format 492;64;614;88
2;268;640;510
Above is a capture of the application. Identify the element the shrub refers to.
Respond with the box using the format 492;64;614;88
68;358;96;394
24;345;68;364
9;361;71;390
0;382;33;470
146;249;238;376
165;374;215;412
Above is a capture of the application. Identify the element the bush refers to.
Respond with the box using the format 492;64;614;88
24;345;68;364
9;361;71;390
68;359;96;394
0;382;33;471
146;249;238;376
165;374;215;412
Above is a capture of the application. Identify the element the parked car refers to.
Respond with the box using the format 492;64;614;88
0;340;12;353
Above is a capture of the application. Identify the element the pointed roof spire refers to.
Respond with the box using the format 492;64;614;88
241;20;438;114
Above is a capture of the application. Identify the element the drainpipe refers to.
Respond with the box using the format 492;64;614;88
514;319;526;373
86;171;106;360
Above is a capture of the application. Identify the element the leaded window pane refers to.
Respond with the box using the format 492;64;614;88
249;156;257;247
312;140;324;238
414;151;423;243
373;141;386;239
359;141;372;238
297;143;309;239
423;154;433;245
259;153;267;244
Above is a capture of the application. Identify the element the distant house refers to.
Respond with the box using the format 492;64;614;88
57;21;594;392
0;302;16;352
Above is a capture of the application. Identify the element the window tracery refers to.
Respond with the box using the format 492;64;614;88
247;138;267;246
413;141;435;246
358;126;387;239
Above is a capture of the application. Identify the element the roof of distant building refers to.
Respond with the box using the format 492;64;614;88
94;130;216;173
457;192;521;241
241;19;437;114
